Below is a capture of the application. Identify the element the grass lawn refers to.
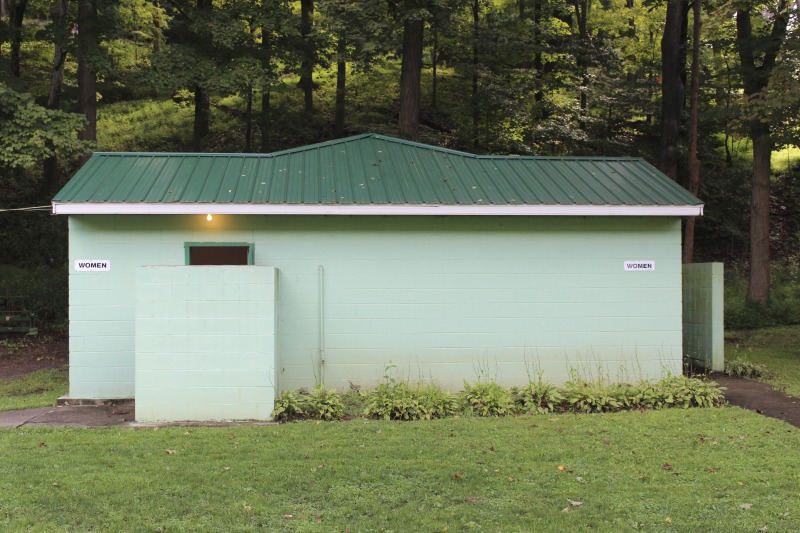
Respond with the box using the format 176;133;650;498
0;369;67;412
0;408;797;531
726;326;800;397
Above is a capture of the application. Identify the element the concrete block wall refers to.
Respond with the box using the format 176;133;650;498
134;265;276;422
682;262;724;371
69;215;683;397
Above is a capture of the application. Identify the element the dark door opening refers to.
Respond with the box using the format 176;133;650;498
188;246;250;265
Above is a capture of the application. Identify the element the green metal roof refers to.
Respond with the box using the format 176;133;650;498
52;134;703;216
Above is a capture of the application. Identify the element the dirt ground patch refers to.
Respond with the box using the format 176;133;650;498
0;332;68;380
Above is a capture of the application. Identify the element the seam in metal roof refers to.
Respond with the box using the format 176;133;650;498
53;133;703;216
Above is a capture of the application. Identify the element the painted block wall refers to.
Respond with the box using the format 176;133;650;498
682;262;724;372
68;215;683;397
135;266;276;422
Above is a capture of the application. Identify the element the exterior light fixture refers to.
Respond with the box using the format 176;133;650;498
206;214;213;221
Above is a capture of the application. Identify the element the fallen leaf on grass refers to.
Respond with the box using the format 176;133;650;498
466;497;480;504
576;476;587;484
706;468;718;473
165;449;177;455
243;506;252;511
452;472;464;481
38;442;46;448
740;503;753;510
665;518;673;524
662;463;672;470
282;514;294;519
110;410;129;415
567;499;582;507
308;481;318;487
222;466;231;471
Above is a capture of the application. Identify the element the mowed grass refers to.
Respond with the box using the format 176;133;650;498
0;409;798;532
0;368;67;412
726;326;800;397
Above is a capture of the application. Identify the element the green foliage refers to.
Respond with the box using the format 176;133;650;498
460;380;516;417
0;83;88;171
0;265;68;321
725;261;800;329
271;385;345;421
364;382;458;421
561;376;630;413
648;375;727;409
511;380;564;414
271;390;306;422
725;358;768;379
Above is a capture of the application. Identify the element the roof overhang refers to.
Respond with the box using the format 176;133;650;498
52;202;704;217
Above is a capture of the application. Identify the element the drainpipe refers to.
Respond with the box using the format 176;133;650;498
319;265;326;386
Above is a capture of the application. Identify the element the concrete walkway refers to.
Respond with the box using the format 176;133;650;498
0;405;135;428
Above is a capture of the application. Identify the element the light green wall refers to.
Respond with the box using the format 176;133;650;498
135;266;276;422
682;262;724;372
68;215;683;397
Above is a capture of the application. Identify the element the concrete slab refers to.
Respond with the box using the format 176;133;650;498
22;405;135;428
0;407;54;428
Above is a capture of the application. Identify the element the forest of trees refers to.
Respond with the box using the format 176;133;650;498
1;0;799;309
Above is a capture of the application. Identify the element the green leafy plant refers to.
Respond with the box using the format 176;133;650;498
561;378;627;413
512;380;564;414
271;390;305;422
364;382;458;421
303;385;345;421
725;358;769;378
460;380;516;417
651;375;727;408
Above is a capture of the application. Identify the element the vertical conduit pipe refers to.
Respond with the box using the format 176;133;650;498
319;265;326;386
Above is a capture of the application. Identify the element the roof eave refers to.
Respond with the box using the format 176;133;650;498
52;202;704;217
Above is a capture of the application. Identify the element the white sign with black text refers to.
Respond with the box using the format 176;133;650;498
624;260;655;271
75;260;111;272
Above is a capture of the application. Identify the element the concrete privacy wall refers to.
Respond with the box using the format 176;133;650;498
68;215;682;396
134;266;276;422
682;262;724;372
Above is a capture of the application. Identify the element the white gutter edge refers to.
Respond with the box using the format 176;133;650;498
51;202;704;217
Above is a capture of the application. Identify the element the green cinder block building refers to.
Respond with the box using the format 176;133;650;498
52;134;704;422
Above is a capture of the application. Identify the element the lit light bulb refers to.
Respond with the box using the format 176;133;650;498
206;214;213;221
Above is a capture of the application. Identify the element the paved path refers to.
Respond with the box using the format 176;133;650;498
0;405;134;428
711;374;800;429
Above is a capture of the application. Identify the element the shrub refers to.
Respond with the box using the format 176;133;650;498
271;386;345;421
271;390;306;422
364;382;458;421
303;385;345;420
725;358;768;378
461;380;516;417
561;378;629;413
651;375;727;409
512;381;564;414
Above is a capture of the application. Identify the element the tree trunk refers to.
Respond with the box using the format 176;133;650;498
260;4;273;152
299;0;314;114
659;0;688;181
9;0;28;78
747;131;772;303
334;37;346;137
736;2;789;304
42;0;70;198
245;86;253;152
193;0;212;150
683;0;701;264
77;0;97;165
193;85;210;151
431;27;438;109
471;0;480;148
398;18;424;141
